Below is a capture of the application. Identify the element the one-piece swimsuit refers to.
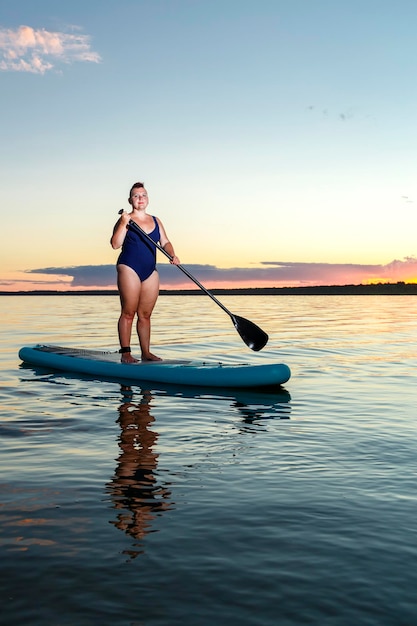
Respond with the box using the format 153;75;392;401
117;216;160;281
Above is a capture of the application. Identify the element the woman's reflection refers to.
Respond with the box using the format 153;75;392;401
107;386;172;556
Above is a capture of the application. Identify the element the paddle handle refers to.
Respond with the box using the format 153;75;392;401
118;211;234;321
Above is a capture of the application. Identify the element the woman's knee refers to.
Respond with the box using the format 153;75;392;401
138;309;152;322
120;309;136;323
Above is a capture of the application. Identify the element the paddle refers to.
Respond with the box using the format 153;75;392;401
118;210;269;351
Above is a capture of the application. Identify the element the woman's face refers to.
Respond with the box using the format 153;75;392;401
129;188;149;210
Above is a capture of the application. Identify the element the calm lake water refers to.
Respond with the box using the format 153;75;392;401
1;294;416;626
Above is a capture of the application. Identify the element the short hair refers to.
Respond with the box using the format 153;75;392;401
129;182;145;197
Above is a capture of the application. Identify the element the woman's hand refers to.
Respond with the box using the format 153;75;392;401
111;210;131;249
118;210;131;227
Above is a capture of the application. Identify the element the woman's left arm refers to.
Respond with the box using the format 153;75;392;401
157;218;180;265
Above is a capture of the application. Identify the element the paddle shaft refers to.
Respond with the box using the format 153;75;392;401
122;214;235;321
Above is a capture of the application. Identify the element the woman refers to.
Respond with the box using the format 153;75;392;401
111;182;180;362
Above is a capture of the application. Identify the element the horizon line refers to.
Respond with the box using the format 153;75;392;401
1;281;417;296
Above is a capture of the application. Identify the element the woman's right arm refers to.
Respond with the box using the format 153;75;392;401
110;212;130;249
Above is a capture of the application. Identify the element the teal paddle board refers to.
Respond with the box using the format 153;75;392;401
18;344;291;389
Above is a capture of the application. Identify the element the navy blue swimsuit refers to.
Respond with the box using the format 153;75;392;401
117;216;160;281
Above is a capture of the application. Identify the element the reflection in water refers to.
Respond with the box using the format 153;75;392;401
106;384;291;557
232;388;292;433
106;387;172;558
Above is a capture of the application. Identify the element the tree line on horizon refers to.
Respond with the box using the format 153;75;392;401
2;282;417;296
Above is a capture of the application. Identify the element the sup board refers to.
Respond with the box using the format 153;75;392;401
18;344;291;389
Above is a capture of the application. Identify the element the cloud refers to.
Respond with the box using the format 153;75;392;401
0;25;101;74
260;257;417;284
25;264;116;287
23;257;417;289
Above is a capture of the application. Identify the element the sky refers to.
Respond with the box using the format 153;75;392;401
1;0;417;291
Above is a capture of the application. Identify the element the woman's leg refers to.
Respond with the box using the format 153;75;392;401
117;265;141;363
137;270;161;361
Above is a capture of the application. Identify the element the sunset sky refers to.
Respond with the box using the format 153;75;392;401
1;0;417;291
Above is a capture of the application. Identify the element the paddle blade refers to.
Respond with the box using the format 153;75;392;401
232;315;269;351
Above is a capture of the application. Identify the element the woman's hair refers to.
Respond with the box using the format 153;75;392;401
129;182;145;197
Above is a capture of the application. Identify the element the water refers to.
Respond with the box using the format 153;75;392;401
1;295;416;625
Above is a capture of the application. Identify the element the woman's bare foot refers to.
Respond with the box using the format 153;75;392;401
141;352;162;362
121;353;139;363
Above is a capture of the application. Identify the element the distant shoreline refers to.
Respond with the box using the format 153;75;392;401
1;282;417;296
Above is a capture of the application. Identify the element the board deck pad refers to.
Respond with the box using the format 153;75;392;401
35;345;194;365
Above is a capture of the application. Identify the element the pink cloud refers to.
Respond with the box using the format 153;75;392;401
0;25;101;74
4;256;414;291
